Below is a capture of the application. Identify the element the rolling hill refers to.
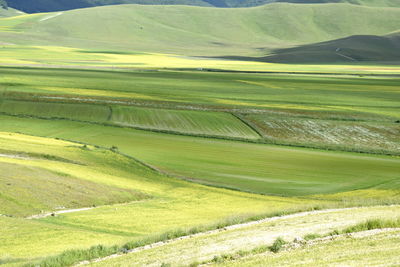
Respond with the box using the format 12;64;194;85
3;0;400;13
0;2;399;58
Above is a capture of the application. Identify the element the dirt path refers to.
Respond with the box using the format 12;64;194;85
77;205;400;266
336;52;357;61
197;228;400;267
27;207;94;219
39;12;63;22
0;153;30;160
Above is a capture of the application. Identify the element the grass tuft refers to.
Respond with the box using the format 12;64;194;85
269;237;286;253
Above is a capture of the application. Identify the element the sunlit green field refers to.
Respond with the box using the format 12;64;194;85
87;205;400;267
1;67;399;116
0;99;260;139
1;115;399;197
0;2;399;265
1;132;318;266
1;61;399;266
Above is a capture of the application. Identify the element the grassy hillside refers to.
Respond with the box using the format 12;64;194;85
5;0;400;13
229;0;400;7
214;229;400;266
86;206;400;266
0;133;148;217
0;131;320;266
0;3;399;56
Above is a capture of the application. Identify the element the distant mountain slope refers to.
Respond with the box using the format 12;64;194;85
228;0;400;8
224;33;400;63
4;0;400;13
4;3;398;55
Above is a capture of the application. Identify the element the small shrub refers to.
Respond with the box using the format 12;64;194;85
269;237;286;253
329;229;340;236
212;255;224;263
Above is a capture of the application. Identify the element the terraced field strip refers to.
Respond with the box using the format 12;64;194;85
0;99;260;140
1;115;399;197
110;105;260;139
86;205;400;266
242;114;400;154
1;67;399;120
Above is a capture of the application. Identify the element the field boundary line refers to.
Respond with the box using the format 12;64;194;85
231;113;264;138
2;112;399;157
27;207;94;219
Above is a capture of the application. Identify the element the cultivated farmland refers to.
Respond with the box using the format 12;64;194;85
0;1;399;266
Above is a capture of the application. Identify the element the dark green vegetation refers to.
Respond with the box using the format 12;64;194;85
342;218;400;233
228;33;400;63
0;0;7;9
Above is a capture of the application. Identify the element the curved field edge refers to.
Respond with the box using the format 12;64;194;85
0;132;327;265
0;114;399;197
66;205;400;267
0;132;153;217
211;229;400;267
2;97;399;156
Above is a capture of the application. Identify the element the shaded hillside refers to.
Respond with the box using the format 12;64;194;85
223;33;400;63
0;0;7;8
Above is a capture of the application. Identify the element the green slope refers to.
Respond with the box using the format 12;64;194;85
214;229;400;267
5;0;212;13
229;0;400;8
0;3;399;55
5;0;400;13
